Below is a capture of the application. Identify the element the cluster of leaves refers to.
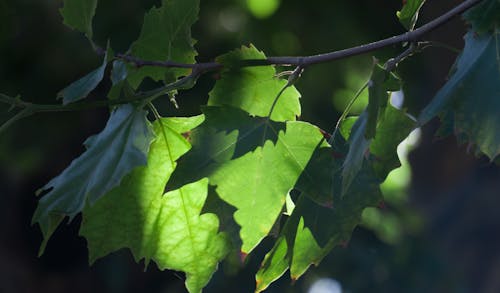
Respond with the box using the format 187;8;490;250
18;0;500;292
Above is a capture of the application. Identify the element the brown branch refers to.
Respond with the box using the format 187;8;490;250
1;0;483;124
118;0;482;69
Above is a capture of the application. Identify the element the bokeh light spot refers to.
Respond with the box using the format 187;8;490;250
246;0;280;19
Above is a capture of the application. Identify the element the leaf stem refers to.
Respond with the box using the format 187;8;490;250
0;72;200;132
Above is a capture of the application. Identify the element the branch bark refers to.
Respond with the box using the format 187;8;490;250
0;0;484;121
118;0;482;69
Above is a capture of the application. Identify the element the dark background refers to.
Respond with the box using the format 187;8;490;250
1;0;499;292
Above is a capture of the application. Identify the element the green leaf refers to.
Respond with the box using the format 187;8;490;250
108;60;130;100
58;48;109;104
256;167;382;292
167;106;325;253
127;0;199;88
208;45;301;122
463;0;500;34
32;105;154;253
370;105;416;180
294;140;341;207
80;116;227;293
396;0;426;30
341;100;413;194
419;31;500;160
365;64;389;139
341;111;371;195
339;116;358;140
59;0;98;39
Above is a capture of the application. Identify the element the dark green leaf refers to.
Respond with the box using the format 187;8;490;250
167;106;325;253
127;0;199;88
58;48;109;104
294;140;342;206
59;0;98;39
32;105;154;253
419;31;500;160
397;0;426;30
208;45;301;122
365;64;389;139
463;0;500;34
370;105;416;180
256;166;382;292
341;111;371;195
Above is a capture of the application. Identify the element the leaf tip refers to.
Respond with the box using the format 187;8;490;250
239;251;248;263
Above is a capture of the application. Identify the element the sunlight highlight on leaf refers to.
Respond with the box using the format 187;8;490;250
208;45;301;122
80;116;228;293
167;106;325;253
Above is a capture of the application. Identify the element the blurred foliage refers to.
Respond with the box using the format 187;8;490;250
1;0;499;292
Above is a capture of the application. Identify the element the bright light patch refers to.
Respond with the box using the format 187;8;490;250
218;7;246;32
308;278;342;293
246;0;280;19
381;128;421;201
390;90;404;109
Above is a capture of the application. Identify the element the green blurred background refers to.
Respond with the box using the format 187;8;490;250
1;0;500;292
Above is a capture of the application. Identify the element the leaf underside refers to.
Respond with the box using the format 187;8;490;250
32;105;154;253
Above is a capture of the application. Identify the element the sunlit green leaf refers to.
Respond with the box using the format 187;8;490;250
59;0;98;39
58;48;109;104
32;105;154;253
80;116;228;293
208;45;301;122
339;116;358;140
167;106;325;253
397;0;426;30
127;0;199;88
419;31;500;160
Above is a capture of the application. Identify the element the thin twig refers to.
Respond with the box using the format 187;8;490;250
0;0;482;120
117;0;482;69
